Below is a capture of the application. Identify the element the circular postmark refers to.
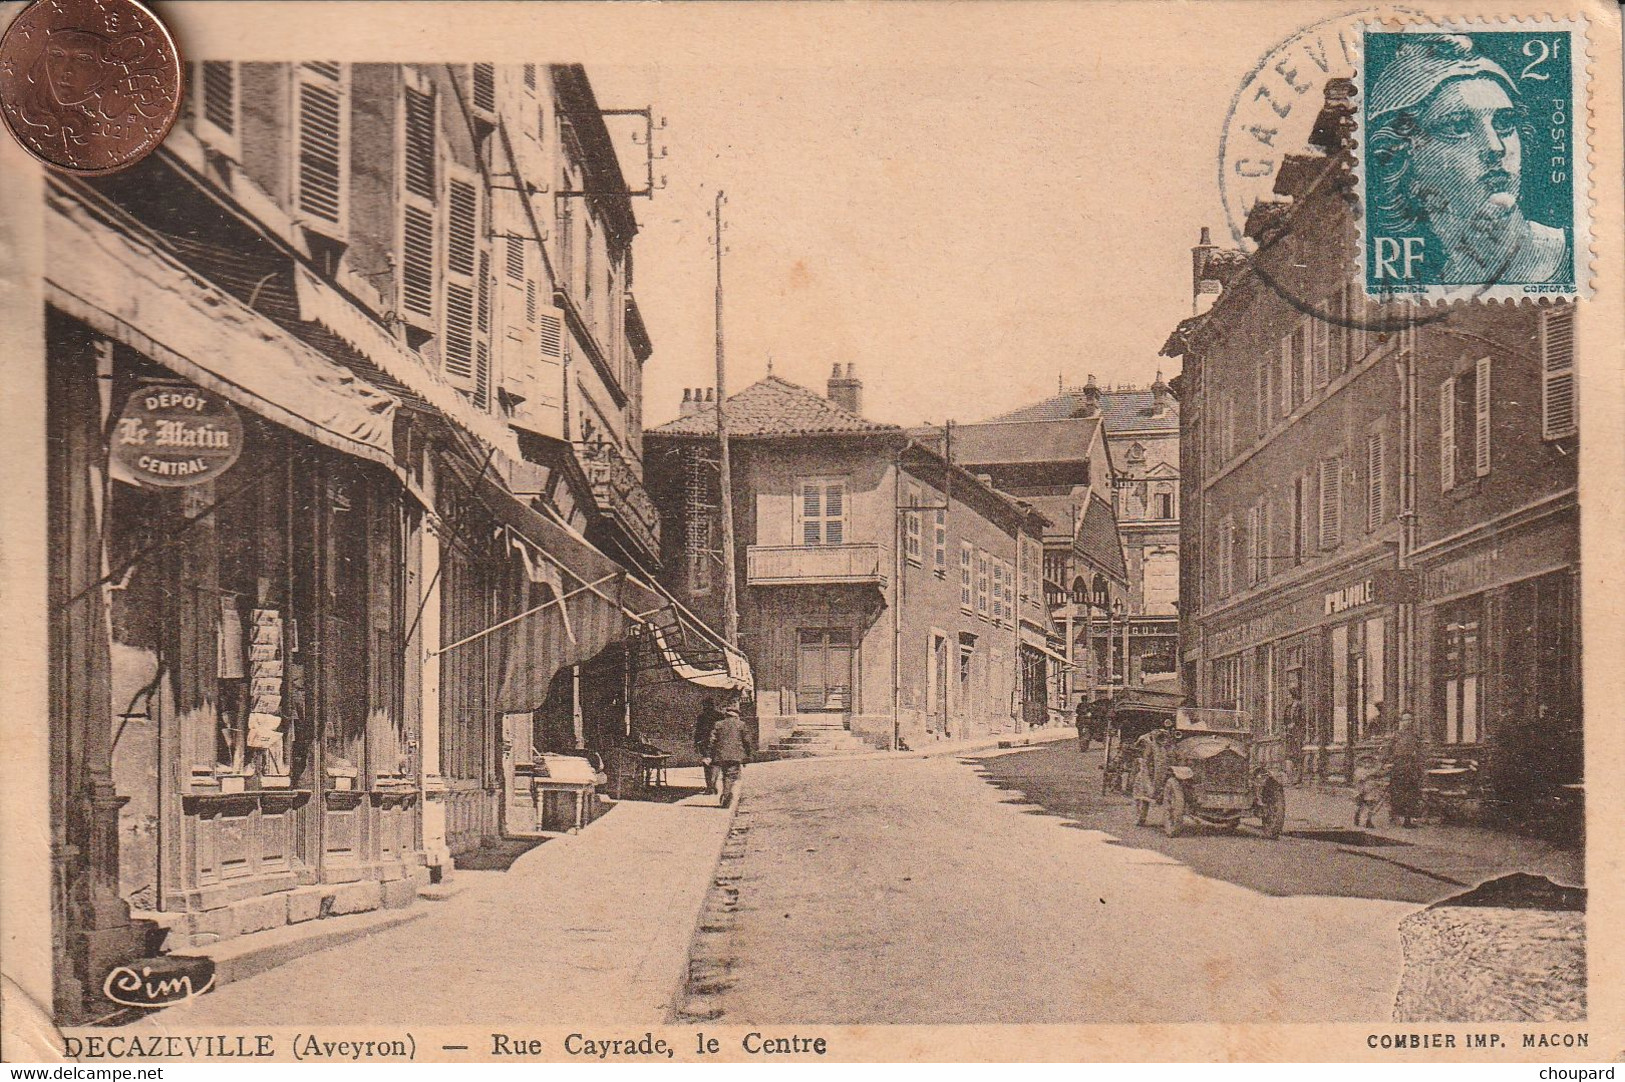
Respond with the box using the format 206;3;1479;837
0;0;182;175
1216;7;1483;331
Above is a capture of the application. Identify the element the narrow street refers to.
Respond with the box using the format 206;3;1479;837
678;742;1486;1026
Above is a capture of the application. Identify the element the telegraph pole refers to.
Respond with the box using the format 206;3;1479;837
714;191;740;647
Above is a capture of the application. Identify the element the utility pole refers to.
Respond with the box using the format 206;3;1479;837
714;190;740;647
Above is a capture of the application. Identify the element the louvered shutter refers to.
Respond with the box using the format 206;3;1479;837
801;482;821;545
474;340;491;410
1259;499;1271;582
1366;431;1386;532
1246;505;1260;586
1312;313;1331;387
476;251;491;335
1439;378;1456;491
1542;307;1576;439
1318;457;1342;549
523;63;537;90
403;88;436;201
401;206;435;319
200;62;235;137
443;283;475;386
1279;334;1293;416
1474;357;1491;478
296;64;345;228
446;180;477;277
471;63;496;114
825;483;844;544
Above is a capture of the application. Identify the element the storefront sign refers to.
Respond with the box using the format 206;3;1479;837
1324;579;1375;615
112;385;243;487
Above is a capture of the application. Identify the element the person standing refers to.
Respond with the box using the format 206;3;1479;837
1282;686;1306;784
1388;712;1426;828
693;697;724;794
1074;697;1093;754
707;702;753;808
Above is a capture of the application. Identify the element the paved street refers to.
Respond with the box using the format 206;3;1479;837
679;742;1496;1025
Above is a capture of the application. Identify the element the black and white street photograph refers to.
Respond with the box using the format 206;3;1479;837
0;0;1617;1065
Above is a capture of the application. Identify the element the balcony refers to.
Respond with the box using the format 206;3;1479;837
573;440;660;561
746;543;887;588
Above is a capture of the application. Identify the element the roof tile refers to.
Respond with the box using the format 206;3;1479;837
648;375;901;439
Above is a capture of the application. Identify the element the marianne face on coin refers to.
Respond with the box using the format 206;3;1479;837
0;0;182;174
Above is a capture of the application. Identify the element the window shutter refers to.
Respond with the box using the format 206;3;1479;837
1344;282;1367;370
474;340;491;410
1318;457;1342;549
471;63;496;114
476;251;491;335
1366;431;1386;532
1474;357;1491;478
403;88;436;201
296;66;345;227
1279;334;1293;416
1312;313;1331;387
400;205;435;318
1259;498;1271;582
1439;378;1456;490
1541;307;1576;439
443;283;475;386
447;180;478;277
201;62;235;135
523;63;537;90
1246;505;1260;586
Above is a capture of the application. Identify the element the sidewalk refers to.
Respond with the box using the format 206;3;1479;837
128;767;736;1027
755;724;1077;771
1285;781;1583;889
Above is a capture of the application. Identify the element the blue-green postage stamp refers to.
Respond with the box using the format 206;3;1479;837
1358;19;1591;300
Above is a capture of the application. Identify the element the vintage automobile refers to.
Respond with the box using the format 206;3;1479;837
1131;707;1287;839
1100;686;1187;795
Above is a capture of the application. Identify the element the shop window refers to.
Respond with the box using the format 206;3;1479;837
797;629;853;712
797;477;847;546
1435;600;1484;745
1211;654;1243;710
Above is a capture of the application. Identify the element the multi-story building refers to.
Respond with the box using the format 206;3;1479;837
31;61;740;1020
1161;81;1580;815
646;367;1049;752
985;374;1181;686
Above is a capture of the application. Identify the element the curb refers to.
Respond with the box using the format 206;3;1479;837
756;727;1075;767
662;778;746;1024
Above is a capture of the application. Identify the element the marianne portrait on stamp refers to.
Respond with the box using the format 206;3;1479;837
1367;34;1570;286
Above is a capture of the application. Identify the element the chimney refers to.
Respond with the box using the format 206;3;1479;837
827;362;863;416
1193;226;1221;316
1151;370;1172;415
680;387;712;419
1080;374;1101;417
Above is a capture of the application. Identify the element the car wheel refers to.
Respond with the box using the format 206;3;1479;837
1134;796;1150;826
1260;782;1286;840
1163;779;1185;838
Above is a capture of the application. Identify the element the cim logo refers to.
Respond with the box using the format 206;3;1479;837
102;962;215;1009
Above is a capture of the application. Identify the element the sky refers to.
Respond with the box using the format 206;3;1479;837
579;3;1344;431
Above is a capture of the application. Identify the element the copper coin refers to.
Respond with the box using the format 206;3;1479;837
0;0;181;175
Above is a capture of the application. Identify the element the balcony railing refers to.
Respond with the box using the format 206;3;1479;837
573;439;660;559
746;543;887;588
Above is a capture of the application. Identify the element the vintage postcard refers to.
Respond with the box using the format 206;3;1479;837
0;0;1620;1066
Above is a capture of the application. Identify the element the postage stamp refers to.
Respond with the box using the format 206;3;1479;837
1357;18;1592;301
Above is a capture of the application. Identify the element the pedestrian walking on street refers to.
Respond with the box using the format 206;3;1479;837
707;702;754;808
1075;697;1093;754
1282;687;1306;785
1388;712;1425;828
693;696;725;794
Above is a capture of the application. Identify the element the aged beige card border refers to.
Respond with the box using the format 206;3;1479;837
1;0;1621;1063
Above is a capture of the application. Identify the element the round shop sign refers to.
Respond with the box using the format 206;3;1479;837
112;384;243;487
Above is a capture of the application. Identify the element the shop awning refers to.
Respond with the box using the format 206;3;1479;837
45;193;401;473
290;265;523;463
